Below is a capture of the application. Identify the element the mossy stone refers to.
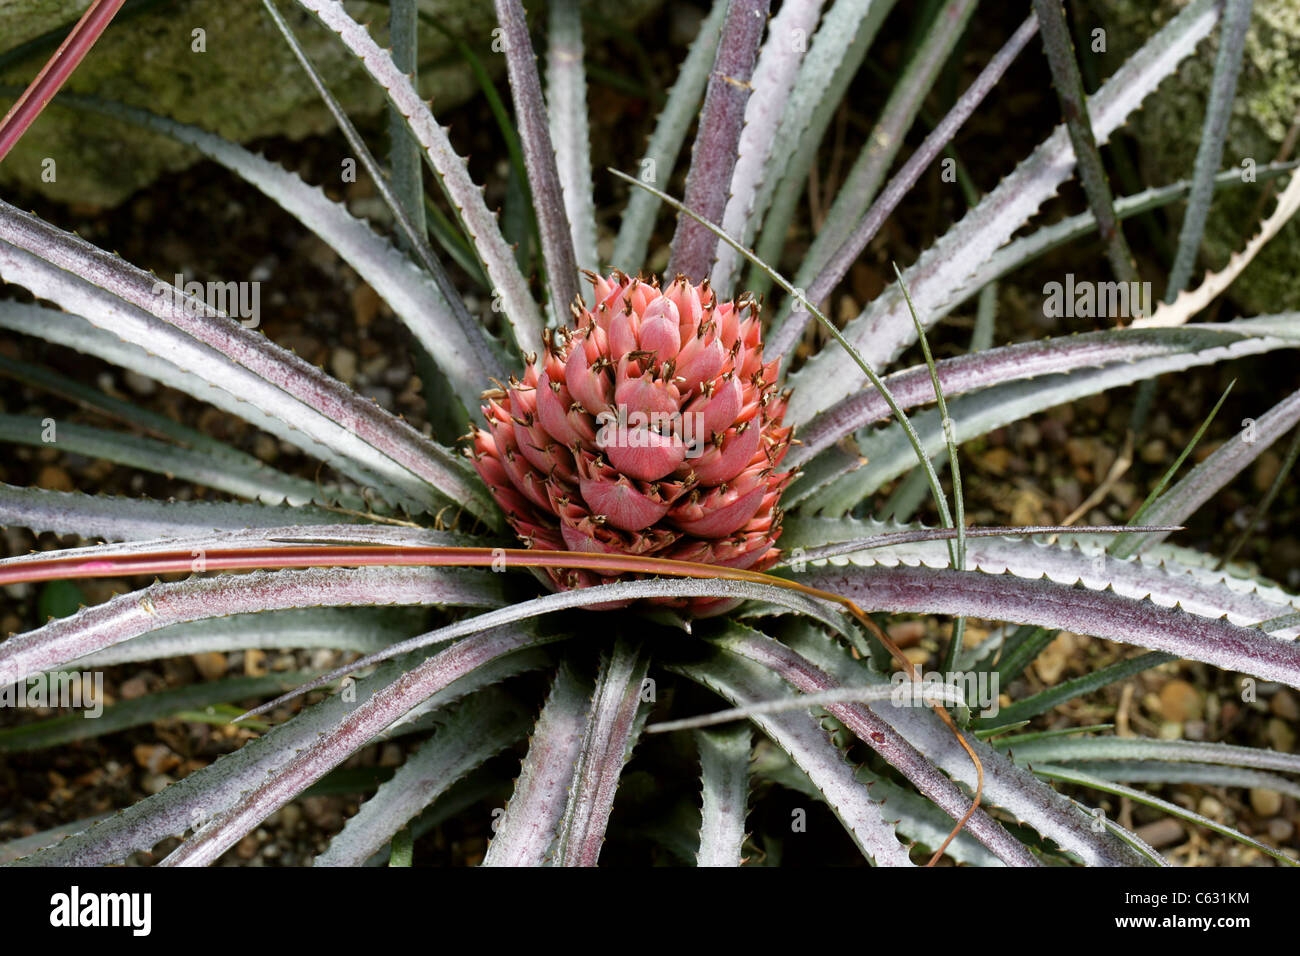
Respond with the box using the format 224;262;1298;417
0;0;660;206
1094;0;1300;314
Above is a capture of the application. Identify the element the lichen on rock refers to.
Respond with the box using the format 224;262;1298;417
1094;0;1300;313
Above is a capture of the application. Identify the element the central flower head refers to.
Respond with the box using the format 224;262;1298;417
467;270;793;614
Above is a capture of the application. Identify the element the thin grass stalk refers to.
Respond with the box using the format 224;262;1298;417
1032;0;1139;292
896;264;967;671
1216;423;1300;570
1165;0;1254;299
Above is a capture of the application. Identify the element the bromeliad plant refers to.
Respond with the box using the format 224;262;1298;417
1;0;1299;866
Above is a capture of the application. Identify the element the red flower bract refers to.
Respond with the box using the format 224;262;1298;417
466;270;794;615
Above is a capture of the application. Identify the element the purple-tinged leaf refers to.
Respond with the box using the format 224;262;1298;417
666;0;770;283
778;622;1152;865
316;687;533;866
47;94;505;411
553;638;650;866
0;482;344;542
159;626;555;866
694;724;752;866
672;647;916;866
4;630;544;866
749;0;897;296
257;0;482;404
0;567;505;687
789;320;1300;467
238;574;848;721
0;205;493;519
771;0;976;359
291;0;545;357
650;683;968;733
785;515;1300;640
612;0;728;269
711;0;827;293
778;522;1178;565
375;646;554;744
795;564;1300;688
483;662;591;866
809;326;1300;510
749;731;1004;865
495;0;579;318
0;242;407;504
713;624;1040;866
769;8;1033;359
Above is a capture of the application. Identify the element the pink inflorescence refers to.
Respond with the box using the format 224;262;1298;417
466;270;795;615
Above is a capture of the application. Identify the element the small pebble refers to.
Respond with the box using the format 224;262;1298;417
253;434;279;462
1159;679;1202;722
1139;439;1167;464
244;649;268;677
191;652;227;680
331;347;358;385
119;675;149;700
141;773;174;796
1271;689;1299;721
36;465;73;493
122;370;156;397
1249;788;1282;817
1267;818;1294;842
1268;718;1296;753
133;744;179;774
1135;818;1184;849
